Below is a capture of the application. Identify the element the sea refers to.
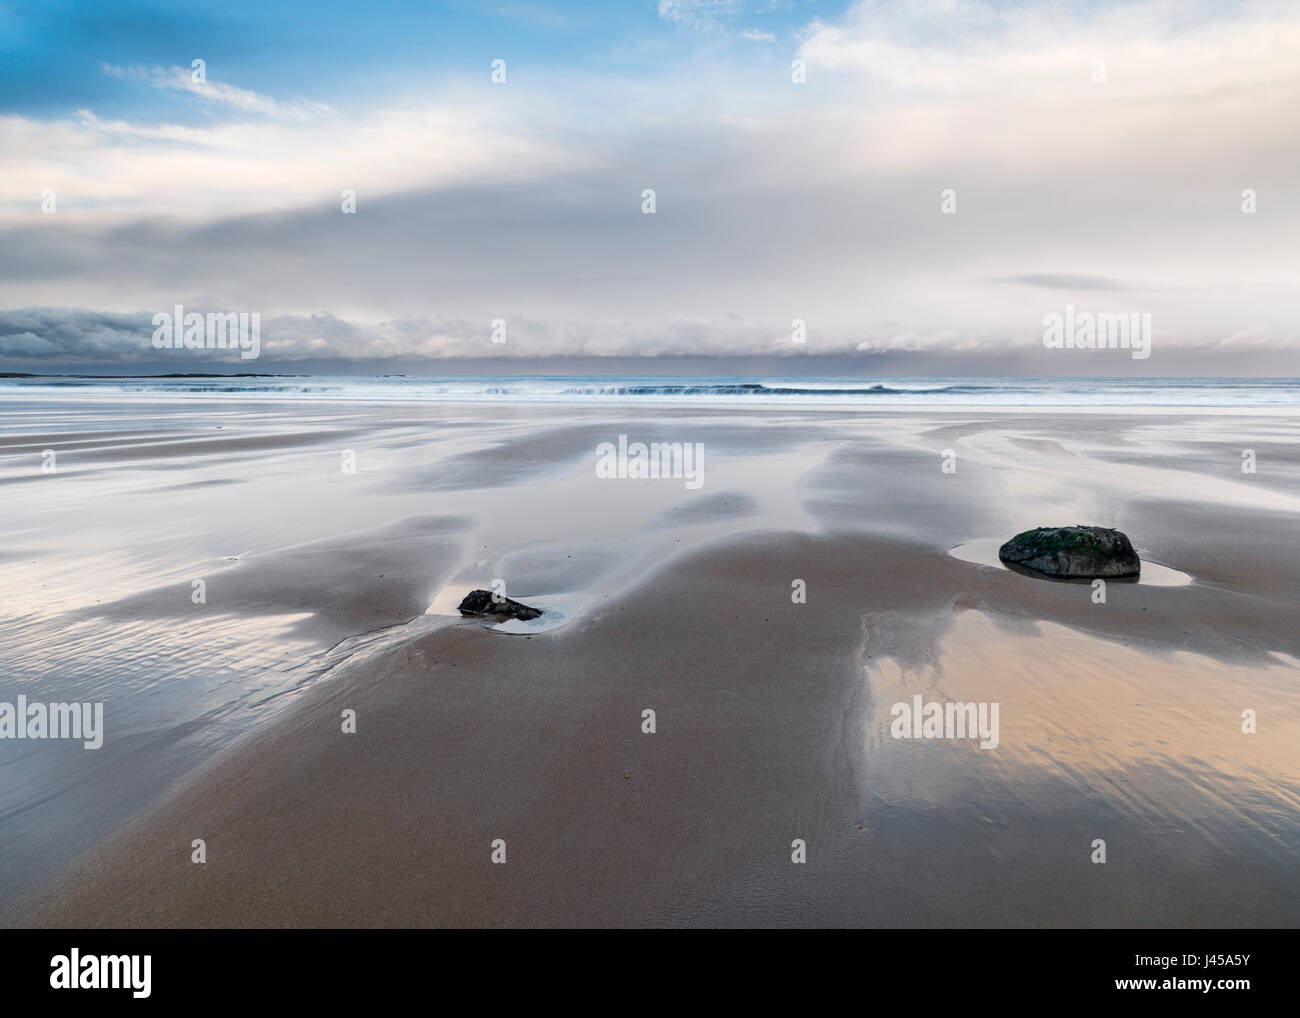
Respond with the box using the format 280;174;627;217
2;374;1299;407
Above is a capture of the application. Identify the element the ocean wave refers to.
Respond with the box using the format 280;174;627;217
553;382;993;397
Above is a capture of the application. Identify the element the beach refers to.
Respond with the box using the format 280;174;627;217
2;388;1298;927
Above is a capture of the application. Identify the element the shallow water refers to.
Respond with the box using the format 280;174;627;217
948;537;1194;587
425;589;587;634
3;394;1298;924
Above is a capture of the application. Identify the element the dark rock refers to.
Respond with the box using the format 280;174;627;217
457;589;543;620
998;525;1140;579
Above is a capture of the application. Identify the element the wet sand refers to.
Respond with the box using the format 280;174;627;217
3;397;1298;926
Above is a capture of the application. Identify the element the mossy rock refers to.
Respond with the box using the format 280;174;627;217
998;525;1140;579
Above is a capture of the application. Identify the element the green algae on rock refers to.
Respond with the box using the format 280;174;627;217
998;525;1140;579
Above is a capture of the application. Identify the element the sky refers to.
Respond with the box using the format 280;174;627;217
0;0;1297;375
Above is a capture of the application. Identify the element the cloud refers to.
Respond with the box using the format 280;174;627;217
799;0;1300;100
740;28;776;42
658;0;743;31
994;274;1136;292
102;64;332;121
0;91;584;220
0;306;788;363
2;0;1299;371
2;305;1294;374
0;307;155;360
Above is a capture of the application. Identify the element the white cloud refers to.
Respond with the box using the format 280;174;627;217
2;0;1299;366
102;64;333;121
799;0;1300;100
658;0;742;31
0;91;586;221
